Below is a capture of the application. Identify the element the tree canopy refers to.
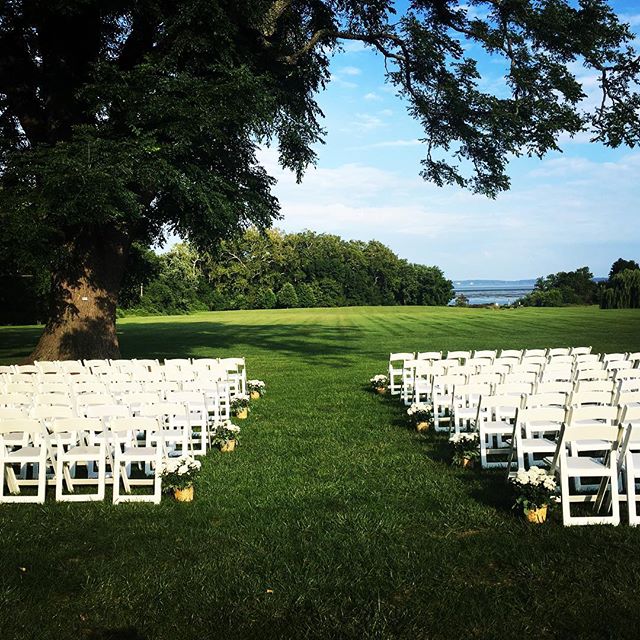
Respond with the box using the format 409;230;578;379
0;1;639;358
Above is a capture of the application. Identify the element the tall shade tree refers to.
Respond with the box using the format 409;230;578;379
0;1;638;359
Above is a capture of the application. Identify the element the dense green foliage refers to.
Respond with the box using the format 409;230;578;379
121;229;454;314
601;268;640;309
2;306;640;639
0;1;638;356
517;266;600;307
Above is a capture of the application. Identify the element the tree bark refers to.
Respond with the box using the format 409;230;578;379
27;227;131;363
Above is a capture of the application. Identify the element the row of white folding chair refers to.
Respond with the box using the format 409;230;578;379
0;416;165;504
1;389;228;436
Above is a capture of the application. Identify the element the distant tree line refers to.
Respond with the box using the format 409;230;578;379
119;229;454;315
516;259;640;308
0;229;454;323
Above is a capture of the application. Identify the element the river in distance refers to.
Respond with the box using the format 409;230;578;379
451;280;536;306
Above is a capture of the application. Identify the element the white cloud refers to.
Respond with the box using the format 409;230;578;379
339;66;362;76
364;92;382;102
257;146;640;279
350;113;386;131
329;73;358;89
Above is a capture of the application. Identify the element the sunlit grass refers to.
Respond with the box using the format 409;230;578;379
1;306;640;639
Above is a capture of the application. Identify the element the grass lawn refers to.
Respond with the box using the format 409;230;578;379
1;305;640;640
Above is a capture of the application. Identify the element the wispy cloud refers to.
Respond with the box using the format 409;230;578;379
339;66;362;76
364;92;382;102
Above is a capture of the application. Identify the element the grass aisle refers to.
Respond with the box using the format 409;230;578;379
1;306;640;639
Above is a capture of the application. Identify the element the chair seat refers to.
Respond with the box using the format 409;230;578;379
63;445;102;460
482;420;514;434
565;456;610;475
121;446;159;459
520;438;556;451
7;446;42;460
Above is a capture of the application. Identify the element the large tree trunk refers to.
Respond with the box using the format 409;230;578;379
27;227;131;362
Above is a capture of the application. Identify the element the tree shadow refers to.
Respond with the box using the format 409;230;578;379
85;627;146;640
118;320;364;364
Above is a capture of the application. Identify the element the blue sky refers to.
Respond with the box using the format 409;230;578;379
261;1;640;280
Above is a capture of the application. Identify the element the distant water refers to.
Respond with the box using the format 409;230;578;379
452;281;535;306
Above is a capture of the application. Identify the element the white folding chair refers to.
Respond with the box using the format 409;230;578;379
0;418;48;503
450;383;492;437
509;405;566;473
49;418;106;502
570;346;592;356
550;422;622;526
620;407;640;525
476;394;521;468
139;402;191;456
110;417;163;504
166;391;209;455
416;351;442;361
446;351;471;365
388;352;414;396
547;348;571;358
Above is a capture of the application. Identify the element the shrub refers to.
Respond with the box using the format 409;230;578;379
277;282;299;308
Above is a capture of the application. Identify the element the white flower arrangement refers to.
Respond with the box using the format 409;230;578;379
247;379;266;396
157;455;202;491
407;402;434;425
370;374;388;390
510;466;558;512
231;393;251;413
449;432;480;465
211;421;241;448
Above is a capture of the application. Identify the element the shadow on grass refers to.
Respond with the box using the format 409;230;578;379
86;628;146;640
0;320;365;365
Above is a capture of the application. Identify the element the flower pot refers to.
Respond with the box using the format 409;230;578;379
174;486;194;502
250;390;260;400
375;387;387;395
220;439;237;453
234;408;248;419
525;505;548;524
461;456;475;469
416;421;430;433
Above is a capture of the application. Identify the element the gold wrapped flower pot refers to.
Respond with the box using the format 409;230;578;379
174;486;194;502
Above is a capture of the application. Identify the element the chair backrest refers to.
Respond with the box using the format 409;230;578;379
559;422;621;447
13;364;39;376
133;358;161;372
574;353;600;364
627;352;640;364
574;361;605;374
432;374;468;396
38;382;70;394
547;355;573;365
615;390;640;406
446;351;471;363
30;404;75;421
477;394;521;422
522;355;547;367
0;392;33;408
607;361;632;371
574;367;608;381
539;368;573;384
0;418;44;441
602;352;627;364
517;405;566;430
124;392;162;407
510;363;542;375
524;391;568;408
416;351;442;361
574;379;615;394
570;346;592;356
503;372;538;386
4;381;37;394
33;392;72;406
140;402;189;420
35;361;61;375
615;369;640;382
620;404;640;426
0;407;27;419
472;372;503;386
499;349;523;359
568;389;614;407
75;394;116;408
566;404;619;425
451;383;492;406
547;348;570;357
493;381;534;397
84;404;130;420
71;381;109;395
58;360;85;374
49;417;103;443
494;356;520;371
524;349;547;358
166;391;207;407
389;352;415;365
